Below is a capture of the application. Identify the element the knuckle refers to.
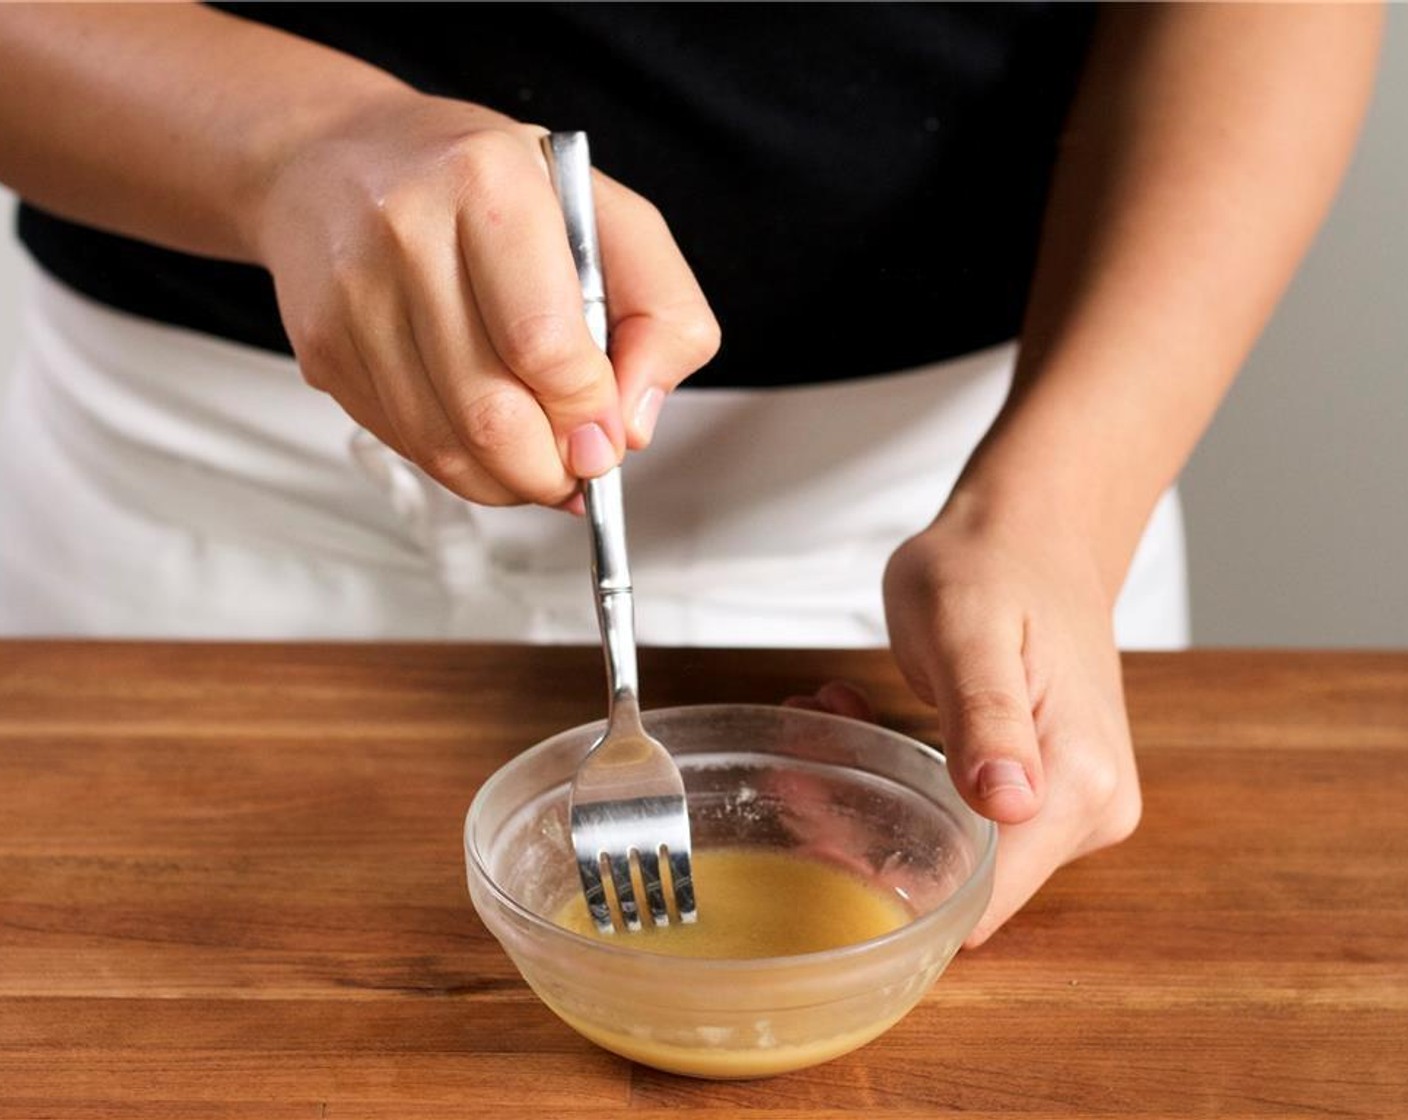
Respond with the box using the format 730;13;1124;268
417;444;477;488
497;314;599;397
1100;789;1143;845
882;536;933;602
952;686;1031;734
676;307;722;367
447;128;524;197
457;386;534;459
291;326;340;391
1080;753;1124;811
299;362;333;395
1063;739;1129;822
1080;757;1142;846
417;446;530;508
497;312;576;375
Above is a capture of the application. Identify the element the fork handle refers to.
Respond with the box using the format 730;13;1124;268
541;131;640;715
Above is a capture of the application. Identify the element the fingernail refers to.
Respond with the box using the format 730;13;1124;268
568;422;616;479
632;387;665;444
555;491;586;518
976;760;1032;799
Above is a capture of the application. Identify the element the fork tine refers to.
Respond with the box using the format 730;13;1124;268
667;847;698;924
637;846;670;927
607;851;643;932
576;851;615;935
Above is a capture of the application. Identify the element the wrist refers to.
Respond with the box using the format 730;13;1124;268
945;368;1187;600
933;458;1142;609
238;77;418;264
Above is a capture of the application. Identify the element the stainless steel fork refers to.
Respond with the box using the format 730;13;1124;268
541;131;697;934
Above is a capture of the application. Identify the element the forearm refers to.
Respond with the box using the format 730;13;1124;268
0;2;410;261
956;2;1382;594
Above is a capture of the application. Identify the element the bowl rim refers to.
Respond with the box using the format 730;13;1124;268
465;703;998;972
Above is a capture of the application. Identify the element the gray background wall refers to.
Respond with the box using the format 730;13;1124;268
1;9;1404;646
1180;6;1407;646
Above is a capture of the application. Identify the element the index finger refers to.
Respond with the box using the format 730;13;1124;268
594;174;720;447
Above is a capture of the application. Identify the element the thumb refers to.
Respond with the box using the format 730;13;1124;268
927;631;1045;825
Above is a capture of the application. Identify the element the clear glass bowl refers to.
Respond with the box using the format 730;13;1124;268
464;704;995;1078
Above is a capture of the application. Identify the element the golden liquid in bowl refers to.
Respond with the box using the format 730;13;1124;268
552;847;911;955
546;848;917;1076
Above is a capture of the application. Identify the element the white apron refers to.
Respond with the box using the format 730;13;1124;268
0;260;1189;647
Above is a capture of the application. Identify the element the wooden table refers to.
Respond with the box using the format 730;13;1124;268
1;643;1405;1118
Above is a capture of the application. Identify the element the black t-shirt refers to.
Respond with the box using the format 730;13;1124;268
16;2;1096;388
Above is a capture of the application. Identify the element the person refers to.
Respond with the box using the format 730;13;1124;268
0;3;1381;946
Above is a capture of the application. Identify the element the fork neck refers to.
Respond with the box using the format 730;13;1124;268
585;469;642;729
597;587;642;727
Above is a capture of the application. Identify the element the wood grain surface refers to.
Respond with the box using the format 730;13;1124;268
1;643;1405;1118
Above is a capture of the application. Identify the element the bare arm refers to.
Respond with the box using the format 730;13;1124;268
971;1;1382;587
885;2;1383;945
0;3;718;503
0;3;403;260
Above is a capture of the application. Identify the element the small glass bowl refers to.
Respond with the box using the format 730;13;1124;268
465;704;995;1078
